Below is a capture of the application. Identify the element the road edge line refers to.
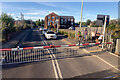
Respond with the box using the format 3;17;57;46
107;51;120;58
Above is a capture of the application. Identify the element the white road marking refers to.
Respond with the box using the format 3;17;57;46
108;51;120;58
44;41;63;79
83;49;120;72
39;30;63;79
48;50;59;78
61;37;120;72
52;54;63;78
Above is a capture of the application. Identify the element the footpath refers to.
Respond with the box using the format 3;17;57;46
58;34;118;54
60;34;120;73
1;29;31;49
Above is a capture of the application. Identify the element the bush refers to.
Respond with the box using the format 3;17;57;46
112;30;120;39
59;30;64;35
51;28;57;32
59;30;75;38
69;32;75;38
64;31;68;36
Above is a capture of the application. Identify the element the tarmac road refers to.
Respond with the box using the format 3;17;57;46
2;28;120;79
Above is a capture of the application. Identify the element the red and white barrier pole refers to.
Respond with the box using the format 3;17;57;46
0;42;113;51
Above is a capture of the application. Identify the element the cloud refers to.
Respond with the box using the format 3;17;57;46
7;13;15;16
24;16;44;21
24;12;39;15
1;0;119;2
37;2;57;7
23;10;50;16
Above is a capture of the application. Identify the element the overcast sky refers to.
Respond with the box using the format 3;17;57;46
2;2;118;22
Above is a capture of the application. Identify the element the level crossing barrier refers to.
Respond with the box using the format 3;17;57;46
0;42;112;64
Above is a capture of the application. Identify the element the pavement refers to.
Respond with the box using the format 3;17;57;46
2;28;120;79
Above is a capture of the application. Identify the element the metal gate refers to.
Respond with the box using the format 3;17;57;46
0;42;112;64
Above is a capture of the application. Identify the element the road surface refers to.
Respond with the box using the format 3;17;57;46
2;28;120;79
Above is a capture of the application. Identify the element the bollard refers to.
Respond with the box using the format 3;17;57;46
115;39;120;55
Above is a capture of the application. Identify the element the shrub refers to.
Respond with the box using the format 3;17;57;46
69;32;75;38
112;30;120;39
59;30;75;38
51;28;57;32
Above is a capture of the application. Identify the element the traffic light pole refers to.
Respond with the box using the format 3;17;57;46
102;16;107;49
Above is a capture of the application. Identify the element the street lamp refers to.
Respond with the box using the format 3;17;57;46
56;19;59;33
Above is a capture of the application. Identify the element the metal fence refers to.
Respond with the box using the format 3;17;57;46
1;47;78;64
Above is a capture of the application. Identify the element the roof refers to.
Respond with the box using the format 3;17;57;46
45;12;74;19
46;12;59;16
60;16;74;19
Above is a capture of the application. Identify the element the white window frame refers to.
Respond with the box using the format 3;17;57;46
48;16;50;19
52;16;54;19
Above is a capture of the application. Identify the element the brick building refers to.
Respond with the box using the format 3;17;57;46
45;12;74;29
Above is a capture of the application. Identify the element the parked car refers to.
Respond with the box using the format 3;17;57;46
68;26;75;30
45;31;57;39
42;29;48;35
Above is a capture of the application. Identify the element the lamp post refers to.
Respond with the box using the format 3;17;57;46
56;19;59;33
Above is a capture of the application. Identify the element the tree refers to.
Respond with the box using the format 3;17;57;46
86;19;91;25
1;12;15;33
36;19;41;27
23;19;33;29
90;21;99;27
41;19;44;27
82;22;87;26
24;20;31;24
32;21;37;28
0;12;15;40
107;19;119;31
77;19;91;27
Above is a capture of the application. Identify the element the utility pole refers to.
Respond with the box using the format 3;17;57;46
75;0;83;43
79;0;84;29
